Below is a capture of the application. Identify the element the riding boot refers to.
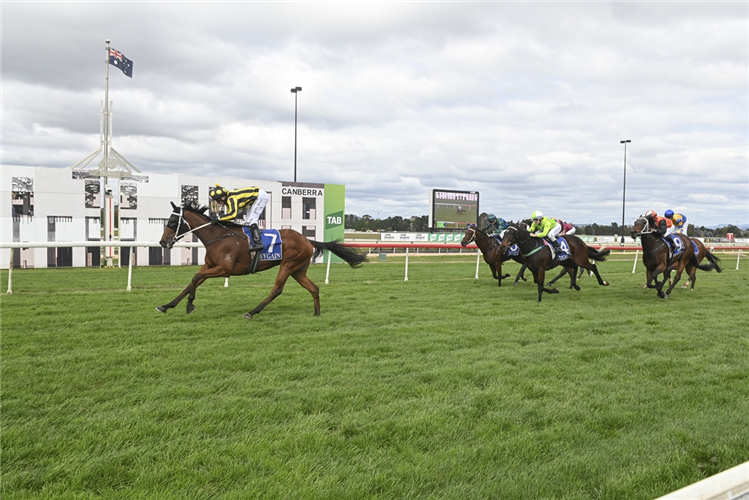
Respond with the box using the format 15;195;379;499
551;239;563;256
250;224;264;251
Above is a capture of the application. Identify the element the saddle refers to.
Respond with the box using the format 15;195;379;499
541;237;570;261
240;228;283;273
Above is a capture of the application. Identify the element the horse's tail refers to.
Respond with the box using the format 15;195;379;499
697;250;722;273
311;240;368;268
587;246;611;262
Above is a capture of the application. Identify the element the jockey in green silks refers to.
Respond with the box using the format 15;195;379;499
528;210;563;254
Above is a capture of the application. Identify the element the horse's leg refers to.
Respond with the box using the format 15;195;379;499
546;267;568;287
290;266;321;316
156;263;219;313
244;266;293;319
535;266;559;302
663;264;685;298
587;263;610;286
566;264;580;291
514;263;527;285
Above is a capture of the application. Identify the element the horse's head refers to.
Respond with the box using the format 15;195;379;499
630;216;650;241
461;224;478;247
159;202;187;249
499;224;518;251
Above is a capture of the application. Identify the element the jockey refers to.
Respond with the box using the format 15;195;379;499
484;214;508;238
209;184;270;251
644;210;676;246
558;220;576;235
529;210;563;253
665;209;687;235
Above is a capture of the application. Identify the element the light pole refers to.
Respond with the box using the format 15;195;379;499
291;86;302;182
620;139;631;245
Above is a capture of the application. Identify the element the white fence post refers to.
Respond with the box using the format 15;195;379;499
325;250;332;284
632;249;639;273
127;246;134;291
7;248;12;293
475;248;480;279
404;247;409;282
737;249;742;270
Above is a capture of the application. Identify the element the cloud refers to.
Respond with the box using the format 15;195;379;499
1;2;747;226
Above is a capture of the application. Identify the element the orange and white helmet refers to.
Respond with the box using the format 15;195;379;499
644;210;656;218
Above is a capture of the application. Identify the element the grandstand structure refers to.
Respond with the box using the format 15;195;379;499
1;165;345;269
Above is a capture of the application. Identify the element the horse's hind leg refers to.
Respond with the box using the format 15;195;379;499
588;263;610;286
291;268;321;316
244;267;292;319
546;267;569;287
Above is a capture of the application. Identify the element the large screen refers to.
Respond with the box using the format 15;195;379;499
430;189;479;229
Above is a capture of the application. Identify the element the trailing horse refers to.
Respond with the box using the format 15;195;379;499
630;216;719;298
500;223;610;302
460;225;528;286
156;201;367;318
682;237;722;290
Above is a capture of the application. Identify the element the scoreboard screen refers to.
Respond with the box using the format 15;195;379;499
430;189;479;229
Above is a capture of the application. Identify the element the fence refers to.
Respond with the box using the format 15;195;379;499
1;241;747;294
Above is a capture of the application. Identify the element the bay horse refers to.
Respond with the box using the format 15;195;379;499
630;216;718;298
156;201;367;318
682;237;722;290
500;223;611;302
460;225;528;286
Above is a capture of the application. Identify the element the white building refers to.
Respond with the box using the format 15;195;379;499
1;165;346;269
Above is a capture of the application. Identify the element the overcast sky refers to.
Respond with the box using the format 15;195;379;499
2;2;747;226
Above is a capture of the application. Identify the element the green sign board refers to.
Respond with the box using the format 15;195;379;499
324;184;345;262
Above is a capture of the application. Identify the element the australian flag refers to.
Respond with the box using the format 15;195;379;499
109;48;133;78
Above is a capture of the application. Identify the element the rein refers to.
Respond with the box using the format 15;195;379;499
471;228;501;253
168;206;232;248
504;226;544;257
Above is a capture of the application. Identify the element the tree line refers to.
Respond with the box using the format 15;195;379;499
345;213;747;238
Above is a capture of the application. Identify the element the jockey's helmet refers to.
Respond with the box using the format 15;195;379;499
645;210;656;218
664;209;674;218
209;184;227;201
531;210;544;221
487;214;497;223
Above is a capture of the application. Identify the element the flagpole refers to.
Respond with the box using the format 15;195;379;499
103;39;112;266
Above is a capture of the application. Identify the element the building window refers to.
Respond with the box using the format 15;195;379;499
182;185;198;205
121;181;138;210
282;196;291;219
149;218;170;225
11;177;34;216
85;179;100;208
302;226;316;239
302;197;316;220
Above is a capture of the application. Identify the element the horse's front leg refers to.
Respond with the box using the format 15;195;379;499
514;263;528;285
662;266;685;298
156;282;195;313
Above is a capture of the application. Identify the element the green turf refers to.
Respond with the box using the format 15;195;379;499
2;254;748;499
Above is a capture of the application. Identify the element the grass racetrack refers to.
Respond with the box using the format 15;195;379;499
2;253;748;499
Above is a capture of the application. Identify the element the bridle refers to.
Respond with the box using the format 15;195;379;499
631;217;655;238
464;226;501;252
165;206;212;249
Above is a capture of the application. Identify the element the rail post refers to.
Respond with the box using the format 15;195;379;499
404;247;409;282
6;250;13;294
325;249;331;284
475;248;480;279
127;246;134;291
632;249;639;273
737;249;742;271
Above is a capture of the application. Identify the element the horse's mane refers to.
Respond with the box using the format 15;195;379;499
183;200;209;215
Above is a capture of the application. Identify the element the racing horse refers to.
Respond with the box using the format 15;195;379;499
500;223;611;302
156;201;367;318
630;216;719;297
681;237;722;290
460;225;529;286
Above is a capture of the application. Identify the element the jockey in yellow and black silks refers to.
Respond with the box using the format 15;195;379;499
209;185;269;251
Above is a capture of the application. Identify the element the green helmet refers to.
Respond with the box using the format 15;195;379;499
487;214;497;223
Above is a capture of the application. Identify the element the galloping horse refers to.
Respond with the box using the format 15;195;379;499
460;225;528;286
630;216;718;298
500;223;610;302
157;201;367;318
682;237;722;290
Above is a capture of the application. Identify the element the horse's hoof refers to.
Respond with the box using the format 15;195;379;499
664;294;670;299
243;312;254;319
603;281;609;286
574;285;581;291
513;282;519;286
552;289;559;294
186;305;195;314
156;306;167;313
